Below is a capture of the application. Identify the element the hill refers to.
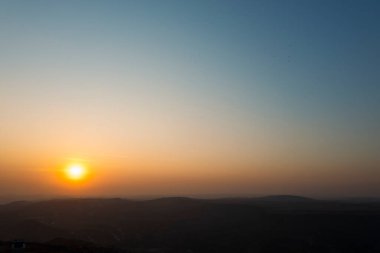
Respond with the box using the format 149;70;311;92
0;197;379;252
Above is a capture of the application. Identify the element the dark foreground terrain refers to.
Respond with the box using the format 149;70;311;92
0;196;379;252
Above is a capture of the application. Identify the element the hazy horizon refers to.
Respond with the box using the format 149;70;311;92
1;1;379;198
2;193;380;205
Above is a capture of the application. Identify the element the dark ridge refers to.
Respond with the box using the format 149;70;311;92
145;196;199;203
256;195;316;202
0;200;31;210
0;197;379;252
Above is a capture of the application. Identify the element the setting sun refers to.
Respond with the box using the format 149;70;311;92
65;164;87;181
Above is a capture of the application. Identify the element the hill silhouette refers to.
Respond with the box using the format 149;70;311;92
0;196;379;252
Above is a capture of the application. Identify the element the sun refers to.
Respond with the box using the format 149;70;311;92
65;164;87;181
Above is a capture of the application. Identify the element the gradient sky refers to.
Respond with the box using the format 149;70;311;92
1;0;379;198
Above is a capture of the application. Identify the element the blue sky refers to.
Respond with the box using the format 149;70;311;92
0;0;379;197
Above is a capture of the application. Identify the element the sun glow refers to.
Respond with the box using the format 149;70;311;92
65;164;87;181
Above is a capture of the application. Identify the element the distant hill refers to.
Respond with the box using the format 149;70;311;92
0;197;379;252
255;195;316;202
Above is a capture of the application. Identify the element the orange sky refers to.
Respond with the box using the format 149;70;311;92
1;1;379;199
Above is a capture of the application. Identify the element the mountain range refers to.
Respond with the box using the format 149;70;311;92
0;196;379;252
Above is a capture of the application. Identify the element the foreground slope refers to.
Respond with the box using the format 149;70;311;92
0;197;379;253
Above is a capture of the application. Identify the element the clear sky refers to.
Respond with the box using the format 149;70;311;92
1;0;379;198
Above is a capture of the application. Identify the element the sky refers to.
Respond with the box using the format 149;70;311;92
1;0;379;198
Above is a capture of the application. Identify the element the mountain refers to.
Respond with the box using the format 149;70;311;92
255;195;316;202
0;197;379;252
